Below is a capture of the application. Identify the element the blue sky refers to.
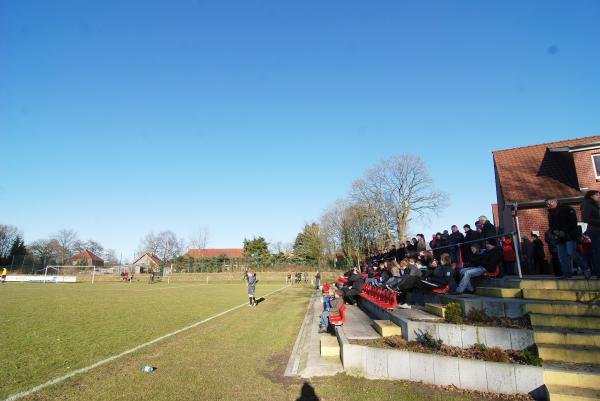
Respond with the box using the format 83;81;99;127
1;0;599;260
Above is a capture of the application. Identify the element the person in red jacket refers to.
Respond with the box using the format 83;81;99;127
501;236;517;275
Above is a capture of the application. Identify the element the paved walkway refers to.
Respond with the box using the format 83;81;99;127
284;290;344;378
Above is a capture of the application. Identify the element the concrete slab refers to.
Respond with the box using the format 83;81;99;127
342;304;381;340
424;303;446;318
387;350;410;380
373;320;402;337
483;326;512;350
514;364;544;397
409;351;435;383
320;335;340;357
364;347;389;378
436;322;464;348
285;290;344;378
433;355;460;386
485;361;517;394
458;357;488;392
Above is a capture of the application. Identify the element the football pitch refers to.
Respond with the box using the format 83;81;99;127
1;281;505;401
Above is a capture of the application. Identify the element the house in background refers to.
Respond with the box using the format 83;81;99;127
70;250;104;267
132;252;162;274
185;248;244;271
185;248;244;259
493;135;600;270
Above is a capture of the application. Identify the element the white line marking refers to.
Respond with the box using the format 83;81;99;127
2;285;290;401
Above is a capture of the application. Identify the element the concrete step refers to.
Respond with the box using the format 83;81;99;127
520;279;600;291
475;287;522;298
538;344;600;365
372;320;402;337
424;303;446;318
534;328;600;347
544;362;600;390
527;303;600;317
523;289;600;302
320;335;340;357
530;314;600;330
547;384;600;401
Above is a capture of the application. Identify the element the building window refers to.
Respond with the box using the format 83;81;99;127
593;154;600;179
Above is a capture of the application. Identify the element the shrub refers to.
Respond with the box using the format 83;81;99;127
444;302;464;324
522;347;543;366
482;347;510;363
472;342;487;352
416;331;443;350
466;307;489;323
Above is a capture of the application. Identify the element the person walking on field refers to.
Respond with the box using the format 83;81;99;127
315;270;321;289
246;269;257;306
1;267;7;284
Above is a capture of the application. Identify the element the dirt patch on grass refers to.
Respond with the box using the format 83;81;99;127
259;351;300;386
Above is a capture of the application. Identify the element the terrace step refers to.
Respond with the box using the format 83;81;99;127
544;362;600;390
523;289;600;302
534;327;600;348
527;303;600;317
475;287;522;298
320;335;340;357
537;344;600;365
530;314;600;331
547;384;600;401
372;320;402;337
520;279;600;292
424;303;446;318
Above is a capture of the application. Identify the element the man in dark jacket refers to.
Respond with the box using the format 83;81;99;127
388;260;422;308
479;216;498;246
341;267;364;305
531;234;545;275
546;197;590;279
462;224;479;264
544;229;562;277
448;225;465;265
455;242;502;294
582;190;600;278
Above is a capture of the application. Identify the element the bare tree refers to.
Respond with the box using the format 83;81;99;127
138;230;184;261
74;239;104;257
188;226;210;250
321;200;375;267
50;229;79;265
29;239;61;265
353;154;447;244
0;224;20;260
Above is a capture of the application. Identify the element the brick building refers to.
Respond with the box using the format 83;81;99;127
493;135;600;270
70;249;104;267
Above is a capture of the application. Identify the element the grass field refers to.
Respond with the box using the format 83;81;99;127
1;280;515;401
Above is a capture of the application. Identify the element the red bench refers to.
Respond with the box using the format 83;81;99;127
336;277;348;286
359;285;397;309
329;304;347;325
431;282;450;294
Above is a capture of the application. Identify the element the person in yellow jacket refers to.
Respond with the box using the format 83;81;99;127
1;267;7;284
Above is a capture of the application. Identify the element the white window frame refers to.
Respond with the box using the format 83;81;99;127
592;154;600;179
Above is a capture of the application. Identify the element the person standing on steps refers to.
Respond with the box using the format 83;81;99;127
546;197;591;279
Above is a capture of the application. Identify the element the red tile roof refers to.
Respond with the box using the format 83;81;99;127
493;135;600;203
185;248;244;258
71;249;104;262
